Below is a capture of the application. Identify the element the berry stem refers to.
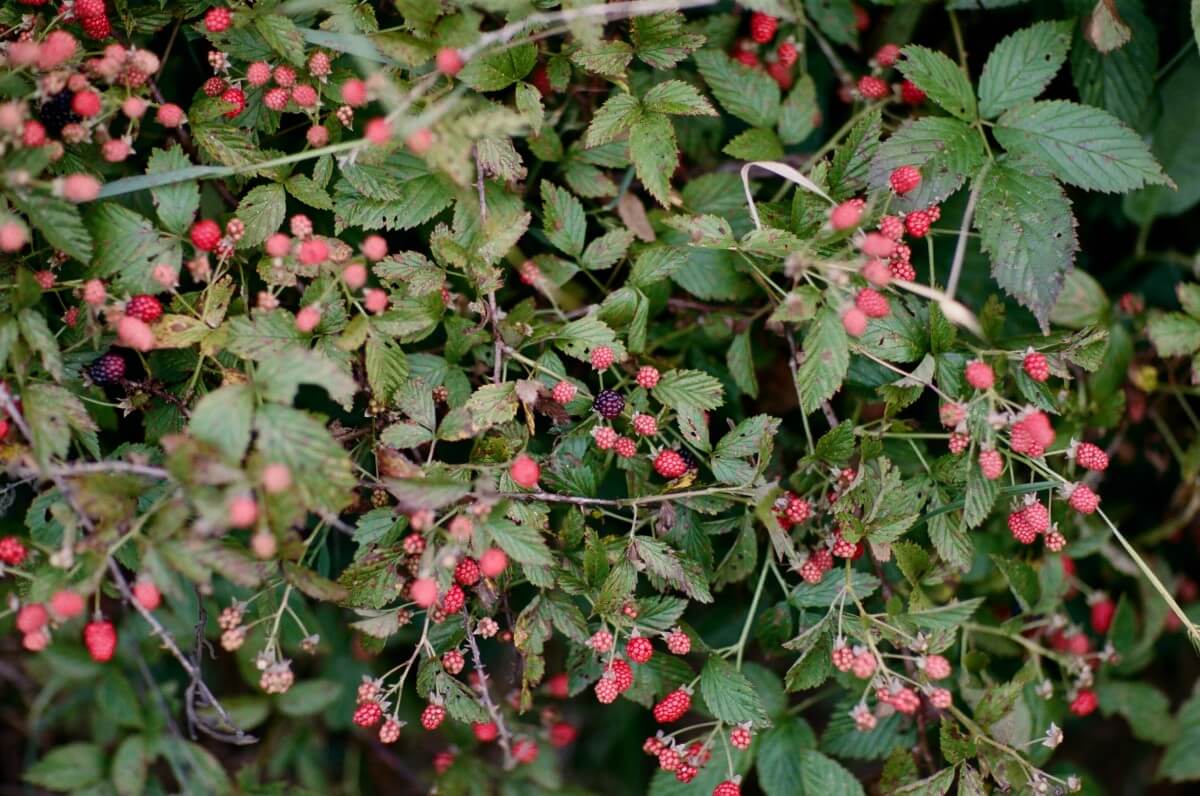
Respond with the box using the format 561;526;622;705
945;163;990;302
732;561;771;670
464;615;516;769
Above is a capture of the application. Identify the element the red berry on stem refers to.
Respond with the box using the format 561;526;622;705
204;7;232;33
510;454;540;488
84;619;117;662
890;165;921;195
749;12;778;44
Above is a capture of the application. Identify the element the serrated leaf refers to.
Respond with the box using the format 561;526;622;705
796;309;849;414
1147;312;1200;357
276;679;342;717
571;40;634;77
804;0;858;47
284;561;349;602
24;743;104;791
485;516;555;568
868;117;984;212
1097;680;1177;744
553;315;627;363
1123;54;1200;222
700;657;769;727
994;100;1170;193
1159;683;1200;782
827;107;882;199
1073;0;1157;126
898;45;977;121
653;369;725;412
727;331;760;398
18;308;62;381
978;20;1073;118
724;127;784;161
694;49;780;128
111;735;149;796
778;75;818;145
285;173;333;210
541;181;586;258
236;183;286;249
256;347;357;409
631;12;706;69
991;555;1039;612
254;15;306;65
458;43;537;91
962;461;997;529
584;93;641;148
974;164;1079;330
580;228;634;271
758;718;818;794
629;112;677;208
147;146;200;234
905;598;984;631
85;203;180;293
10;191;92;263
255;405;355;513
190;384;254;464
23;383;95;469
643;80;716;116
716;415;779;459
798;749;866;796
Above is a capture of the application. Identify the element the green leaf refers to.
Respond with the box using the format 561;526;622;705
779;75;819;145
541;181;586;258
929;501;973;571
723;128;784;161
276;679;342;716
284;561;350;603
85;203;181;294
827;107;881;199
254;14;306;64
571;40;634;77
147;146;201;234
785;632;833;691
694;49;781;128
977;20;1073;118
1123;54;1200;222
962;462;997;529
822;702;913;760
255;405;356;513
994;100;1171;193
791;572;880;608
629;112;677;208
1050;269;1110;329
190;384;254;464
642;80;716;116
10;191;92;263
484;516;555;568
869;117;985;212
1159;683;1200;781
23;383;95;469
365;334;409;404
804;0;858;47
580;228;634;271
236;183;287;249
795;309;849;414
285;173;333;209
24;743;104;791
584;93;641;148
974;164;1079;330
727;331;760;398
1097;680;1177;744
904;598;984;631
111;735;150;796
255;347;357;409
897;45;977;121
991;555;1039;612
554;315;627;363
700;656;769;727
1147;312;1200;357
893;768;955;796
458;43;537;91
631;12;706;69
797;749;866;796
758;718;818;795
653;369;725;412
18;308;62;381
333;172;454;232
716;415;780;459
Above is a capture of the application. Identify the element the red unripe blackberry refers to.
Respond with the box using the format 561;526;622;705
626;635;653;664
608;658;633;691
857;75;890;100
0;536;28;566
900;79;926;105
1067;483;1100;514
631;413;657;436
590;345;615;370
353;701;383;727
190;219;222;251
133;579;161;611
551;380;576;404
16;603;48;633
454;557;480;586
636;366;660;389
84;619;117;662
767;61;793;89
125;294;162;323
436;48;464;76
204;7;232;33
474;721;498;741
776;41;798;67
733;49;759;68
614;436;637;458
88;352;125;384
654;450;688;479
874;43;901;68
652;688;691;723
202;77;227;97
510;454;540;488
1023;350;1050;382
829;198;865;231
729;725;752;750
965;360;994;390
1074;442;1108;471
593;389;624;419
1069;689;1097;716
442;649;465;674
904;209;933;238
889;165;921;195
75;0;106;18
748;12;778;43
595;675;620;703
420;702;446;730
979;449;1004;480
221;87;245;118
1090;595;1115;634
842;307;867;337
440;584;465;614
714;779;742;796
666;629;690;655
855;288;890;318
71;91;102;118
593;426;618;450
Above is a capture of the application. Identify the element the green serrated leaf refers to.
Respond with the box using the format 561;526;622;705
642;80;716;116
459;44;537;91
796;309;849;414
700;656;769;727
898;45;977;121
978;20;1073;118
653;369;725;412
541;181;586;258
694;49;781;128
629;112;678;208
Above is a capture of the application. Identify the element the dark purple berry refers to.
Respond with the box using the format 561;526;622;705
593;389;624;420
88;352;125;385
676;448;699;471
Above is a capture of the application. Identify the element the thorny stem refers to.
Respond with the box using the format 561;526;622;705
464;616;516;769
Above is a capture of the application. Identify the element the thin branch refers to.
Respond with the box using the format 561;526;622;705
945;165;988;302
464;616;515;769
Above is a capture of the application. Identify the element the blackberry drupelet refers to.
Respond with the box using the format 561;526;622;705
88;352;125;385
676;447;699;471
38;91;79;137
593;389;624;419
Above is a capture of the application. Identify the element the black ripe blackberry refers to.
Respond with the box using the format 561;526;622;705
593;389;624;420
88;352;125;385
677;447;699;471
38;91;79;138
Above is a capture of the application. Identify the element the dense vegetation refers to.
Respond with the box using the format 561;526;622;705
2;1;1200;793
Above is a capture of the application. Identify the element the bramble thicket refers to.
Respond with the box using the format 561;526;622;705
2;1;1200;794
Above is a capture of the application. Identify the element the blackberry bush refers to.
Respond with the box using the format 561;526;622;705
1;2;1200;795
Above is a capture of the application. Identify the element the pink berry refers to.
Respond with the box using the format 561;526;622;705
857;75;890;100
1023;351;1050;382
436;48;463;76
749;12;777;44
204;7;232;33
889;165;921;195
479;548;508;578
829;198;865;231
964;360;994;390
510;454;540;488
